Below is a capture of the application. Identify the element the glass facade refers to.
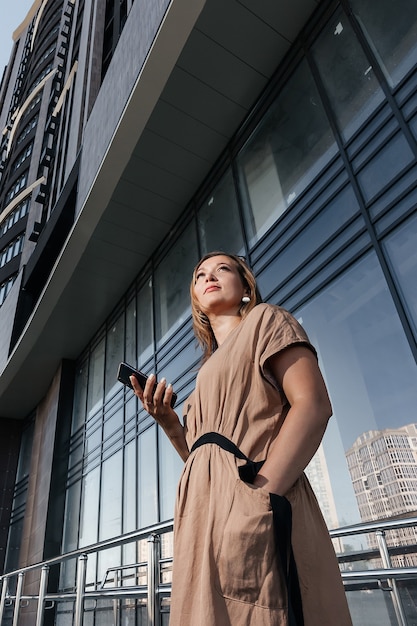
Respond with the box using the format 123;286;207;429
50;0;417;622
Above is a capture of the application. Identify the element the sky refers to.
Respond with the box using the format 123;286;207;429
0;0;35;72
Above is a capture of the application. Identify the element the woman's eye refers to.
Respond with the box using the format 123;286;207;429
218;265;230;272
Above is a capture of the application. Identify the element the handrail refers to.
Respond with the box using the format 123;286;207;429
329;515;417;538
0;520;174;581
1;516;417;626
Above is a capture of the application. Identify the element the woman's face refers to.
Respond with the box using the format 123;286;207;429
193;255;247;316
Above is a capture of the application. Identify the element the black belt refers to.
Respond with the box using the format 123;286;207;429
191;432;304;626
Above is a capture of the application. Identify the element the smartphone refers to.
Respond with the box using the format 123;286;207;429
117;362;177;408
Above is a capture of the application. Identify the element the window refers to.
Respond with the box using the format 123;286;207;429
237;58;337;244
0;275;17;306
197;168;245;256
16;115;38;145
12;143;33;172
383;213;417;341
350;0;417;88
154;224;198;346
311;6;384;141
5;173;28;204
0;235;24;267
298;251;417;526
0;198;29;236
105;312;125;400
136;277;153;366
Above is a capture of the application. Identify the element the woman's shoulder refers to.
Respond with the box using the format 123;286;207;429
248;302;309;340
248;302;294;323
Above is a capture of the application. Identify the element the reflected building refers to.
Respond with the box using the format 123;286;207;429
1;0;417;624
346;424;417;566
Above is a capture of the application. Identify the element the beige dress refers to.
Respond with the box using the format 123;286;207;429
170;303;352;626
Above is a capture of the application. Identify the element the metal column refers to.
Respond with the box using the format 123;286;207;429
147;533;161;626
74;554;88;626
36;564;50;626
376;530;407;626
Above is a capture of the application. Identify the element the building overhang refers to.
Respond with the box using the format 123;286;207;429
0;0;320;418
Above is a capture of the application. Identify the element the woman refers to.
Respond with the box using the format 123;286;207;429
130;252;352;626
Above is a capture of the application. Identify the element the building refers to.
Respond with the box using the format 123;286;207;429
1;0;417;623
347;424;417;567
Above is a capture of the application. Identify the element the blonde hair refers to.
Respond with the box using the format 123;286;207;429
190;252;262;362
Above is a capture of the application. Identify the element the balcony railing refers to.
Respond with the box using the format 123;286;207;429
1;517;417;626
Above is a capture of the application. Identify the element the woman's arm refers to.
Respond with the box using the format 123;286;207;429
130;374;190;462
253;345;332;496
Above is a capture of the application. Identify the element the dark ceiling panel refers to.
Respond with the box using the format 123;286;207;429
160;66;248;135
176;29;268;109
195;0;291;76
238;0;319;40
146;100;229;159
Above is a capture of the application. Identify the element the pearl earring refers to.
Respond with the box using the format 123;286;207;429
242;296;250;303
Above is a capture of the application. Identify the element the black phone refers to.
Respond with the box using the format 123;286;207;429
117;362;177;408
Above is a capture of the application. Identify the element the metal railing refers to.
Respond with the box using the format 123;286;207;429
1;517;417;626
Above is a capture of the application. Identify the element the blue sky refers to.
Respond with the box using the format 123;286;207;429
0;1;35;72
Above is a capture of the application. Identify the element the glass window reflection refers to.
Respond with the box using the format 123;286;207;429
383;213;417;340
154;224;198;346
72;361;88;434
138;426;158;527
311;7;384;141
105;313;125;400
137;277;153;366
296;251;417;528
350;0;417;88
197;168;244;255
237;59;337;244
159;429;183;521
87;338;105;417
125;297;136;368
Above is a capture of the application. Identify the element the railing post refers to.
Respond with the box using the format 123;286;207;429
0;576;9;623
36;564;50;626
12;571;25;626
74;554;87;626
147;533;161;626
376;530;407;626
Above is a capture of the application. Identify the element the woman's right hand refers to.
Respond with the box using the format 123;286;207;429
130;373;175;424
130;374;190;461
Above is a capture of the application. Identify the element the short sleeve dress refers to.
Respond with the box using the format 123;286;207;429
169;303;352;626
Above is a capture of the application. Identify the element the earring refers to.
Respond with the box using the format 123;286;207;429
241;296;251;303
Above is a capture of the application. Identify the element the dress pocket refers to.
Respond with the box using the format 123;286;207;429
215;478;287;609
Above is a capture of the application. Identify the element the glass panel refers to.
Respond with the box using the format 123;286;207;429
159;429;183;521
356;132;414;203
72;360;88;433
105;313;125;400
125;296;136;366
123;440;136;532
237;58;337;244
103;405;123;451
60;482;81;589
296;252;417;533
256;185;361;298
311;6;384;141
138;426;158;527
383;213;417;340
154;223;198;346
137;276;153;366
79;467;100;547
98;451;123;582
350;0;417;88
197;167;245;255
87;338;105;417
